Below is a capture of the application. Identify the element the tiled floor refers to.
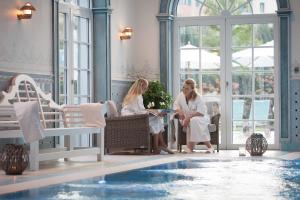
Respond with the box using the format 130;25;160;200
0;150;299;195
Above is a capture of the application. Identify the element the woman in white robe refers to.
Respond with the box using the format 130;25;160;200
173;79;214;153
121;78;173;154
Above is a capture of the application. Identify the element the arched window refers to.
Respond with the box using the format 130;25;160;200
177;0;277;17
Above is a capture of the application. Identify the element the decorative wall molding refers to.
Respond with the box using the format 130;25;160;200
111;80;132;110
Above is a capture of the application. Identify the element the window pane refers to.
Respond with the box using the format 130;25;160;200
255;73;274;95
73;97;79;105
71;0;79;5
80;71;88;95
201;25;220;48
73;43;78;68
200;0;222;16
232;48;252;70
59;41;66;67
177;0;276;17
201;49;220;71
232;24;252;47
80;45;88;69
73;17;79;42
73;70;79;95
254;98;274;120
177;0;202;17
232;121;253;144
59;13;65;40
232;72;252;95
251;0;277;14
79;0;89;8
180;48;199;71
231;2;252;15
254;47;274;70
254;24;274;46
180;26;199;47
232;97;252;120
59;68;65;95
59;96;66;105
202;73;220;95
80;97;88;103
254;121;275;144
80;18;89;43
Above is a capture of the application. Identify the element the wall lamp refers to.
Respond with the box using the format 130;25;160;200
120;27;133;40
17;2;36;20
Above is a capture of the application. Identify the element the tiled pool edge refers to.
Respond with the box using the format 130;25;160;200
0;156;184;195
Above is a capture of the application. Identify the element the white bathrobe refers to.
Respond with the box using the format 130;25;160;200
173;92;210;143
121;95;164;134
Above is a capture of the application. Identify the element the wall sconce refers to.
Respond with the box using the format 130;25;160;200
17;2;36;20
120;27;133;40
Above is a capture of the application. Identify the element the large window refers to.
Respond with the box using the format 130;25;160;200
58;0;93;147
58;0;92;105
175;0;278;149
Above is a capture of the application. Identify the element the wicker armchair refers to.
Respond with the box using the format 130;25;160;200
176;113;220;152
104;114;152;154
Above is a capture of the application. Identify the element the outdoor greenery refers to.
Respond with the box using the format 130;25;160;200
180;0;274;49
143;81;172;109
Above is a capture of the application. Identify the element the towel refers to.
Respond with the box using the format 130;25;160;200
13;101;45;143
80;103;106;128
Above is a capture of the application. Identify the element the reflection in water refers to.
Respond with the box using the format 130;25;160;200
1;159;300;200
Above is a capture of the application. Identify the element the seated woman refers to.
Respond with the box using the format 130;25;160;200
174;78;214;153
121;78;173;154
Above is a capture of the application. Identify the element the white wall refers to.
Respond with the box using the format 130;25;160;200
111;0;160;81
290;0;300;78
0;0;52;75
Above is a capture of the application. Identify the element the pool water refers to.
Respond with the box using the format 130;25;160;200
1;158;300;200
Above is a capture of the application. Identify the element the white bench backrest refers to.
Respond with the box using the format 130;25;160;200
0;75;62;129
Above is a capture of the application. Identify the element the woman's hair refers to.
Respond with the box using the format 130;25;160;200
184;78;198;100
123;78;148;106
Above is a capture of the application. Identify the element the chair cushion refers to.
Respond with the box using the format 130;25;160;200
107;100;119;117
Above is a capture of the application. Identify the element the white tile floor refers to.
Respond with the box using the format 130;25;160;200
0;150;299;195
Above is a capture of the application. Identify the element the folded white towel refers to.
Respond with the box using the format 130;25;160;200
80;103;106;128
13;101;44;143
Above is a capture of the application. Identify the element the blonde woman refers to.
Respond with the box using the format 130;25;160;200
174;78;214;153
121;78;173;154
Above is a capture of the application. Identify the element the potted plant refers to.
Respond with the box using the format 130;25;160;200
143;81;172;109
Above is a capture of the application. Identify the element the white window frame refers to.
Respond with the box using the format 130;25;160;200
58;0;93;105
174;14;279;150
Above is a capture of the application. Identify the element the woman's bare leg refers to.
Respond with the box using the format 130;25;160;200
187;142;196;151
203;141;212;149
153;134;160;154
158;132;174;154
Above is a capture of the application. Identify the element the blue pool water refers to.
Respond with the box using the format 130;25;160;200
1;158;300;200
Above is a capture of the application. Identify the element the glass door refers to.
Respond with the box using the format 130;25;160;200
174;16;279;149
226;16;279;149
58;1;93;147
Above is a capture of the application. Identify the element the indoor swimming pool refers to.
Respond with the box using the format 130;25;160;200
1;158;300;200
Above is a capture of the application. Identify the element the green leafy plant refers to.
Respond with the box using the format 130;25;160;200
143;81;172;109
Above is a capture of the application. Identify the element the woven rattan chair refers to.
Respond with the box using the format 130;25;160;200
176;113;220;152
104;114;152;154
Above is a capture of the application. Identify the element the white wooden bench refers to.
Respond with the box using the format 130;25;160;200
0;74;105;171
